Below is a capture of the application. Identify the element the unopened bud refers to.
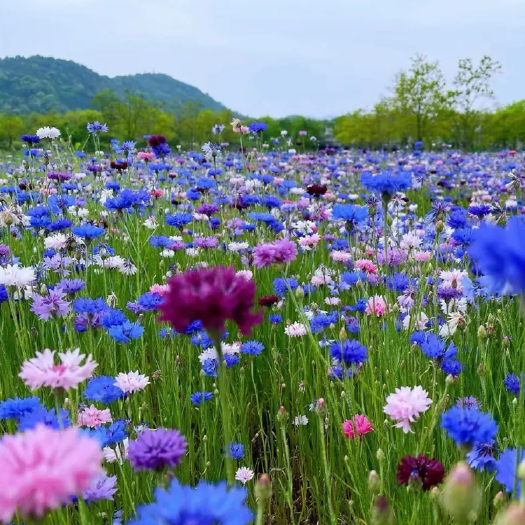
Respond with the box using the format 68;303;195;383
440;462;480;523
477;325;487;339
446;374;456;385
495;503;525;525
371;495;394;525
376;448;385;461
276;406;288;423
368;470;380;494
255;474;272;502
295;286;305;299
315;398;327;417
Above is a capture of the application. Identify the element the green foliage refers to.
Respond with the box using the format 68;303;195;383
0;56;227;115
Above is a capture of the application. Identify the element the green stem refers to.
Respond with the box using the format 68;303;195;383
214;335;234;486
318;416;336;525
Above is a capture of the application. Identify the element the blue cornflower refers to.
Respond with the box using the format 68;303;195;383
504;373;522;395
468;217;525;294
101;309;128;328
165;213;194;229
88;420;128;447
441;407;498;447
332;204;368;223
330;339;368;366
20;134;40;144
248;121;268;134
128;479;252;525
72;225;105;239
240;340;264;356
229;442;245;460
0;285;8;304
190;392;214;405
273;277;298;296
360;170;412;196
268;314;282;324
84;376;125;404
466;442;497;473
496;448;523;497
108;322;144;343
0;396;42;421
18;407;71;431
87;121;109;135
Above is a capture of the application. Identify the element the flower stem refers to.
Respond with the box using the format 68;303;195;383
214;335;234;486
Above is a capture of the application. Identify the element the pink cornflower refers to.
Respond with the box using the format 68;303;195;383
298;234;321;250
284;322;307;337
19;348;97;391
137;151;155;161
149;283;170;296
365;295;387;317
384;386;432;433
377;248;407;267
78;405;113;428
330;250;351;263
413;251;431;262
114;371;150;394
355;259;377;274
342;415;373;439
0;425;102;522
253;240;298;268
158;266;263;336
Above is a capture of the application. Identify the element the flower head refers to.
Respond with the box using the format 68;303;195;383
114;371;150;394
19;348;97;391
441;407;498;448
342;415;373;439
0;425;102;521
128;429;187;471
384;386;432;433
158;266;263;336
396;454;445;491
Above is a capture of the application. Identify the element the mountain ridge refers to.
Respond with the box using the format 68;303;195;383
0;55;228;114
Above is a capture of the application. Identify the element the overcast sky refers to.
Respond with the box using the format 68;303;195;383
1;0;524;118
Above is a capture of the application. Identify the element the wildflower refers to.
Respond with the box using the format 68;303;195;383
20;348;97;391
384;386;432;433
108;321;144;343
0;264;36;288
83;474;117;502
128;429;187;471
0;425;102;521
31;288;71;320
253;240;297;268
330;339;368;366
396;454;445;491
84;376;125;404
190;392;213;405
0;396;42;421
235;467;255;484
441;407;498;448
86;121;108;135
114;371;150;394
294;415;308;426
342;415;373;439
285;322;307;337
128;479;252;525
229;442;245;460
365;295;387;317
495;449;523;497
158;266;263;336
78;405;113;428
36;126;61;140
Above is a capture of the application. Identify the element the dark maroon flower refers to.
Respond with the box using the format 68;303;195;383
396;454;445;491
258;295;279;308
158;266;263;336
110;161;128;171
148;135;166;148
307;184;328;197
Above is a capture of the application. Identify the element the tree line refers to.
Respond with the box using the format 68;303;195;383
2;55;525;151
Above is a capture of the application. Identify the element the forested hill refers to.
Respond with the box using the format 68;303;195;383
0;55;228;114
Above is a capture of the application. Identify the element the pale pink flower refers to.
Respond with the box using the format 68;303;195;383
330;250;351;263
413;251;431;262
365;295;387;317
284;322;308;337
0;425;102;521
236;270;253;281
342;415;373;439
355;259;377;274
19;348;97;391
137;151;155;161
149;283;170;296
114;371;150;393
235;467;254;484
78;405;113;428
298;234;321;250
384;386;432;433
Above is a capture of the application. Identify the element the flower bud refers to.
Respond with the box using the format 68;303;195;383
477;325;487;340
295;286;305;299
368;470;381;494
376;449;385;461
276;406;288;423
495;503;525;525
440;462;480;523
371;495;394;525
255;474;272;502
315;398;327;417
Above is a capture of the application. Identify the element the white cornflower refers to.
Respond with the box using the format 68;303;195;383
294;415;308;426
0;265;36;288
285;322;308;337
36;126;61;140
114;371;150;393
235;467;254;484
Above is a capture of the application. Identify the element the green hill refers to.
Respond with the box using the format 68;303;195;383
0;55;228;114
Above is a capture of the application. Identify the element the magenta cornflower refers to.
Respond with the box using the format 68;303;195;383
342;415;374;439
158;266;263;336
0;425;102;522
19;348;97;391
253;240;297;268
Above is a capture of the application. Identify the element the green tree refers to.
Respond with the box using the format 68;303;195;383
0;114;25;148
453;56;502;147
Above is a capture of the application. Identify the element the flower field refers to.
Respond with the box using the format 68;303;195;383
1;123;525;524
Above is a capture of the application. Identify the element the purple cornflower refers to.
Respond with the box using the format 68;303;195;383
377;247;407;267
196;203;220;216
128;428;187;471
83;474;117;502
253;240;298;268
193;237;219;249
31;289;71;321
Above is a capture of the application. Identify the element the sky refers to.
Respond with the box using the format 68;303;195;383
1;0;524;118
